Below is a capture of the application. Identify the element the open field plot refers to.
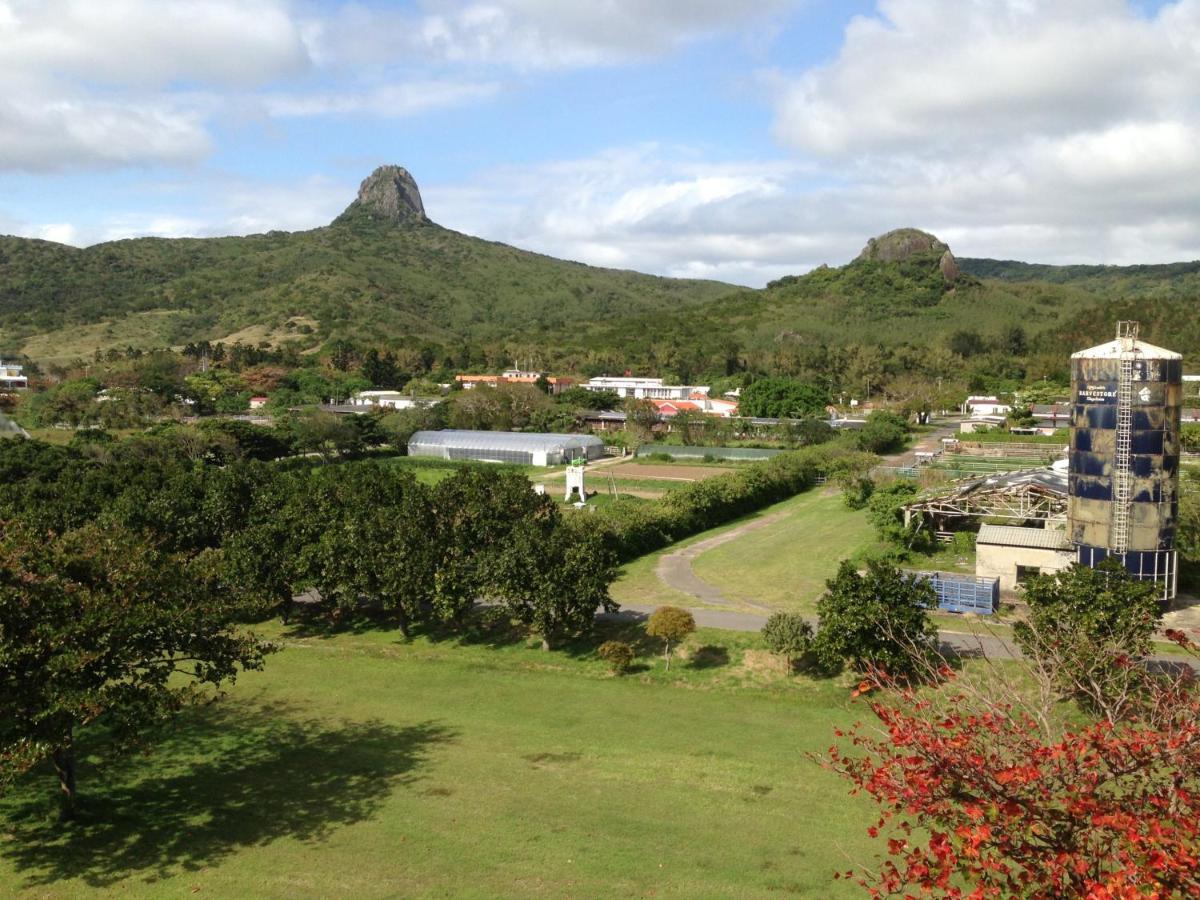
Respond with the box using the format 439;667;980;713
0;622;876;898
606;462;735;482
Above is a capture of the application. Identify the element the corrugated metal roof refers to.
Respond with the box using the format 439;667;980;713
1071;339;1181;361
977;524;1070;550
408;430;604;453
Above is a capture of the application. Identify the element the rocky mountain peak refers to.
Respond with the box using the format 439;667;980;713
857;228;958;284
337;165;428;226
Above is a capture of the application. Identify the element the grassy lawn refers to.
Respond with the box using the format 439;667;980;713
0;621;877;898
606;504;799;610
690;490;882;615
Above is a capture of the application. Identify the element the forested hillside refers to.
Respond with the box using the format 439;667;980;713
0;167;733;363
1;166;1198;376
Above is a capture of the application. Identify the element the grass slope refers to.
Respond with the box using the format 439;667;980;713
0;622;874;898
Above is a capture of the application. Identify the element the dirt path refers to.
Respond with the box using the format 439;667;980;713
653;510;790;612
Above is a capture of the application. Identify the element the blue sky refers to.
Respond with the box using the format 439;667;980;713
0;0;1196;285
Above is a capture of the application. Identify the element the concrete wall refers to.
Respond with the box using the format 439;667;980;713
976;544;1074;594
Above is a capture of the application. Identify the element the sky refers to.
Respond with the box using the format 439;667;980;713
0;0;1197;287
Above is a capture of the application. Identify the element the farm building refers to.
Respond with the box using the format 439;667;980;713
408;430;605;466
975;525;1073;593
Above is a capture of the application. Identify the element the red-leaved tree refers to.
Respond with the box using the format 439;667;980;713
826;629;1200;897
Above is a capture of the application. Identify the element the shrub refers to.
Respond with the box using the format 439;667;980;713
855;410;909;454
597;640;636;675
760;612;813;671
838;473;874;509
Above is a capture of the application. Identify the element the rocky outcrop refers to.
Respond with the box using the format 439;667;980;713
939;250;960;284
337;165;428;226
857;228;958;284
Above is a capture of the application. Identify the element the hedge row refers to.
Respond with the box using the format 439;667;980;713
590;445;875;561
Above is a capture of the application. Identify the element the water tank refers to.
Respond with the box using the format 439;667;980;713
1068;322;1182;600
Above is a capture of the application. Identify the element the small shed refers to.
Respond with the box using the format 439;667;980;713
975;524;1073;593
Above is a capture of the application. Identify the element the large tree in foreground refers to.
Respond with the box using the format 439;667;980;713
0;522;274;817
1015;560;1161;721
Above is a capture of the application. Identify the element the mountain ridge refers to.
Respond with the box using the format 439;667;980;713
1;167;1198;367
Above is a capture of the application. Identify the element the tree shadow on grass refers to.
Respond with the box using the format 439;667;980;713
0;700;456;890
689;645;730;669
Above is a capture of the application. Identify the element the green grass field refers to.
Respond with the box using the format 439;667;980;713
689;491;881;614
0;621;877;898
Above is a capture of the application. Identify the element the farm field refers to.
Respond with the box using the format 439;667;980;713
0;621;876;898
605;462;735;481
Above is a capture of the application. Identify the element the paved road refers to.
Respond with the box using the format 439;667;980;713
653;512;787;612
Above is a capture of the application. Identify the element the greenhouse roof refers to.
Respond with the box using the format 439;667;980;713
408;430;604;452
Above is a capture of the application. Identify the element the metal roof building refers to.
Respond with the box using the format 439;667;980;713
407;430;605;466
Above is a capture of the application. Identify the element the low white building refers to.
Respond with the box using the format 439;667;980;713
963;395;1011;417
582;376;709;401
0;361;28;390
350;390;442;411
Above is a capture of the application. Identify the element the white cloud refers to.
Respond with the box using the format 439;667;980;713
262;79;502;118
756;0;1200;269
308;0;794;70
773;0;1200;156
0;0;310;87
0;94;211;171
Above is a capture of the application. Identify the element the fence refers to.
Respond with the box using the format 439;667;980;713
635;445;784;462
909;570;999;615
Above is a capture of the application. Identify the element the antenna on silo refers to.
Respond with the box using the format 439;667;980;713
1117;320;1139;349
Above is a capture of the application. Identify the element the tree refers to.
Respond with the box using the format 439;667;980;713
866;479;932;552
760;612;813;671
812;560;937;677
430;468;560;625
287;410;362;462
645;606;695;671
489;518;618;650
946;328;985;358
854;410;908;454
360;348;404;389
0;522;274;817
303;466;437;637
825;631;1200;897
1014;561;1161;720
739;378;829;418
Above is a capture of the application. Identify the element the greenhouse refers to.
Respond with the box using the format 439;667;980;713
407;430;606;466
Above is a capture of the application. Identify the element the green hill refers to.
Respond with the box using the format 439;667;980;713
0;166;734;363
2;169;1198;374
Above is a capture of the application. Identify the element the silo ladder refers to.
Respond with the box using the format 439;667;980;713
1112;353;1134;554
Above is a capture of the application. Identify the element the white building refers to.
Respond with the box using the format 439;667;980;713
963;395;1011;417
0;361;28;390
582;376;709;401
350;390;442;411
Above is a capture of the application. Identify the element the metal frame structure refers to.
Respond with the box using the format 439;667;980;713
902;469;1068;529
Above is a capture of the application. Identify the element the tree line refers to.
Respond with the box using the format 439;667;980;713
0;436;616;816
